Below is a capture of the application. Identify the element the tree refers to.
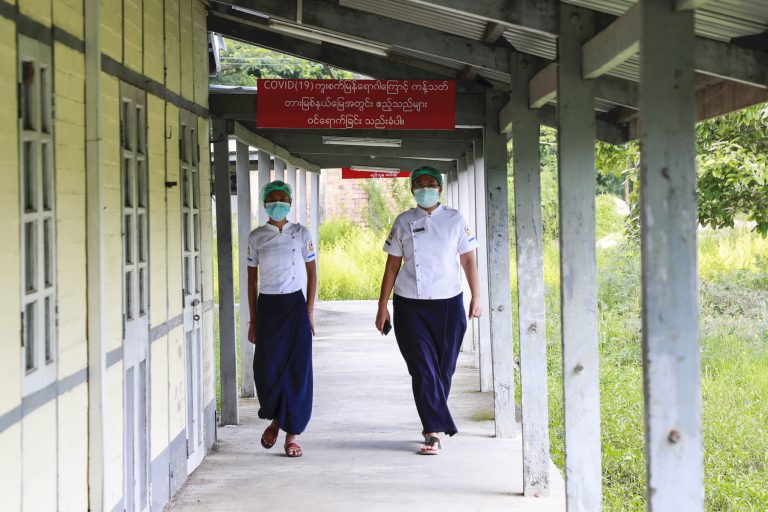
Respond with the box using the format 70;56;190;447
211;38;365;85
595;103;768;236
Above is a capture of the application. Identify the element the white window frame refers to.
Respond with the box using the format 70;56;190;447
121;84;149;327
180;111;202;297
19;35;57;396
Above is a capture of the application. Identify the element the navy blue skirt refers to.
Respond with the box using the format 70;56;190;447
253;290;313;435
393;293;467;436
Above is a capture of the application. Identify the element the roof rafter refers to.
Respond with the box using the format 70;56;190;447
208;12;474;84
213;0;511;73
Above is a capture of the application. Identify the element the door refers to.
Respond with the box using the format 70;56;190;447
121;84;150;512
180;111;205;473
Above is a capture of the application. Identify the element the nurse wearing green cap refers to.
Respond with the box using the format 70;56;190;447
246;180;317;458
375;166;483;455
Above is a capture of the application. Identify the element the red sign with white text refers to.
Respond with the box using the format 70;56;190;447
257;79;456;130
341;168;410;179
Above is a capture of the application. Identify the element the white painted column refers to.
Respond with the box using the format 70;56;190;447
299;169;308;226
310;172;321;300
257;150;270;225
236;142;255;398
451;168;460;209
464;151;479;368
457;158;474;354
484;90;516;438
512;54;550;497
640;2;703;509
212;121;239;426
85;0;107;506
274;157;286;181
557;5;600;509
473;139;493;393
286;163;297;222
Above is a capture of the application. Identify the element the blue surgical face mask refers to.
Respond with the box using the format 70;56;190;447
413;187;440;208
265;201;291;221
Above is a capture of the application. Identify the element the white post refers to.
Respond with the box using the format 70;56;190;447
274;157;286;181
485;90;516;438
257;150;270;225
473;139;493;393
236;142;255;398
286;163;297;223
464;151;479;368
457;158;474;354
213;121;239;426
557;5;601;510
310;172;321;300
85;0;107;506
512;54;550;497
299;168;308;226
640;1;703;509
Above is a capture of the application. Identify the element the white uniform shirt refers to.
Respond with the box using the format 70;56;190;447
246;222;316;294
383;204;477;300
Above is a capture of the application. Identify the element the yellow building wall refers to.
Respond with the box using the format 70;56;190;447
1;2;213;510
144;0;165;83
179;0;194;101
22;403;57;512
101;73;124;356
53;0;84;39
165;103;187;440
165;0;181;95
105;363;125;510
18;0;52;27
198;118;216;408
0;15;22;512
54;41;89;511
124;0;143;72
193;0;209;108
100;0;123;62
57;383;89;511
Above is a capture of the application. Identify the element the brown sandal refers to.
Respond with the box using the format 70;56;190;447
284;442;303;458
261;424;279;449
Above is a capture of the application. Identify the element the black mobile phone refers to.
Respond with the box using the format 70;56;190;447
383;319;392;335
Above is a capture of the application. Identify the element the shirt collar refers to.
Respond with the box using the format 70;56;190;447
264;221;293;232
415;203;443;217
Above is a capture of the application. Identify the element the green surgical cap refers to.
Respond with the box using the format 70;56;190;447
410;166;443;187
260;180;293;204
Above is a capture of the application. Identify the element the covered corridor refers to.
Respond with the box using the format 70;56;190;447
167;301;565;512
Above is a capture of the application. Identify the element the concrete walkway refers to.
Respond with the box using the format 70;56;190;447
167;301;565;512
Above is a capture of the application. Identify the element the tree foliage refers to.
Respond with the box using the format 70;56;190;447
595;103;768;236
210;38;364;86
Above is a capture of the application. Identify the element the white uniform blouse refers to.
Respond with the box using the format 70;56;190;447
246;222;316;294
383;204;477;300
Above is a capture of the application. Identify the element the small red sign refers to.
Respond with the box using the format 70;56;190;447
257;79;456;130
342;168;410;179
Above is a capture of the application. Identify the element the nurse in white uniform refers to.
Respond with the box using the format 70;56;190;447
375;166;483;455
247;180;317;458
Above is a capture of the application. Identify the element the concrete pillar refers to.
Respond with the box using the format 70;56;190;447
457;158;474;355
511;54;550;497
257;150;270;225
463;151;479;368
557;5;600;509
299;169;308;225
274;157;286;181
473;139;493;393
640;1;703;509
212;121;239;425
286;163;297;223
484;90;516;438
236;142;254;398
310;172;321;299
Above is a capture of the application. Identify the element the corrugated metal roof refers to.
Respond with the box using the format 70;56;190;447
341;0;488;41
564;0;768;41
